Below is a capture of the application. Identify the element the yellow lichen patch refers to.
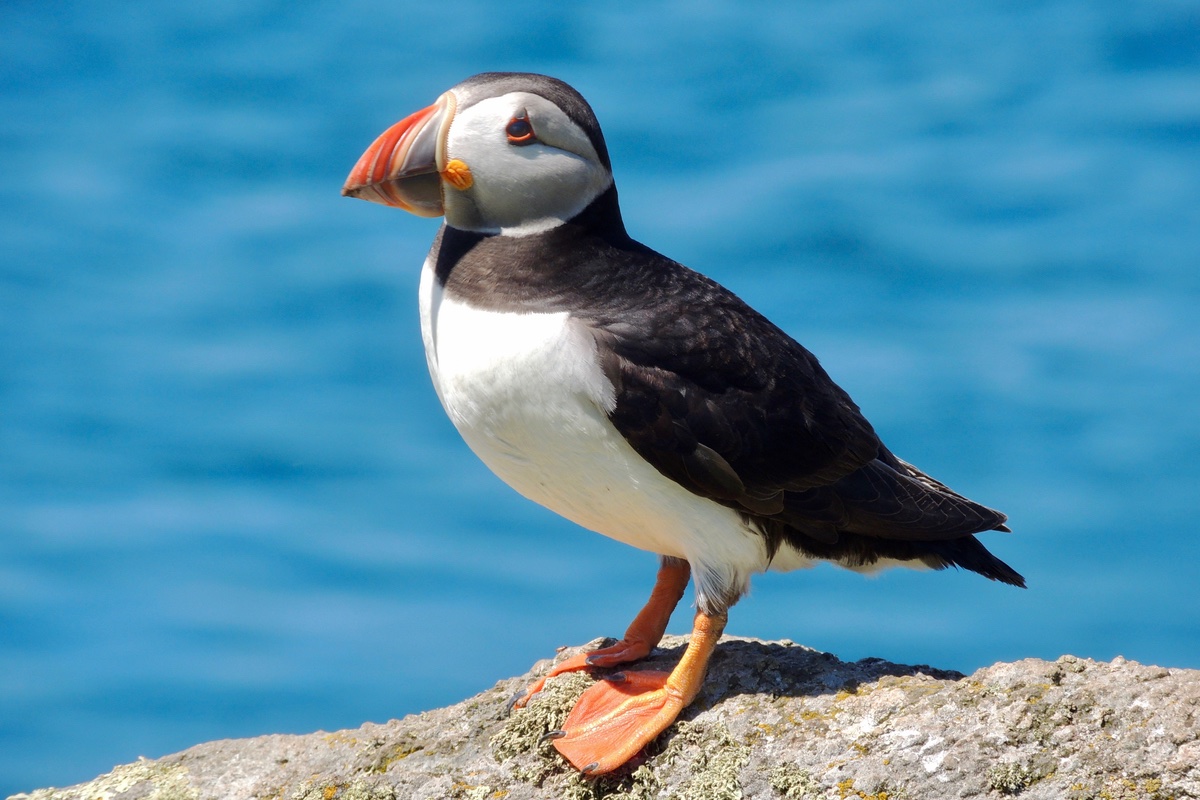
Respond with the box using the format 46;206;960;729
372;742;424;774
1076;776;1177;800
872;675;947;701
795;699;849;729
755;721;783;736
450;780;499;800
1024;683;1053;703
323;732;360;748
291;779;396;800
836;779;893;800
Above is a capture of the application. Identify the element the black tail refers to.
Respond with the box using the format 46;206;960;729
923;534;1026;588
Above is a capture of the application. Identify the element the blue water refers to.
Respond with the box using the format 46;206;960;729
3;1;1199;794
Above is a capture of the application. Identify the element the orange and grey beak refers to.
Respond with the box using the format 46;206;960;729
341;92;456;216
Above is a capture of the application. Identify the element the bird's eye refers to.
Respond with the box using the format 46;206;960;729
505;114;536;145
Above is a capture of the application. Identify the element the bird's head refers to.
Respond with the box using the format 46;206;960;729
342;73;614;236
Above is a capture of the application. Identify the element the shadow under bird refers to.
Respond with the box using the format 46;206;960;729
342;72;1023;775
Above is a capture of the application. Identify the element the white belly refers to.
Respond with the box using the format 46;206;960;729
418;259;771;605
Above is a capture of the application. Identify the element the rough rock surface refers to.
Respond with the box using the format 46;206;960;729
11;636;1199;800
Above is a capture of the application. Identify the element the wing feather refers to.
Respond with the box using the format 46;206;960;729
585;266;1009;545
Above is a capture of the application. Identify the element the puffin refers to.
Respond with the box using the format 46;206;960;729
342;72;1023;775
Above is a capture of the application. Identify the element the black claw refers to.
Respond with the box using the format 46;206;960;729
505;690;535;712
605;672;626;683
582;761;600;773
539;729;566;744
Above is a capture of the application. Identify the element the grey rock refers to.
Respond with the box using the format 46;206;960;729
10;637;1199;799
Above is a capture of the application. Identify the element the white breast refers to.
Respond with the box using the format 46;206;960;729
417;257;770;607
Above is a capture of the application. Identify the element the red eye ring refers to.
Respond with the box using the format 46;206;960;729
506;114;536;145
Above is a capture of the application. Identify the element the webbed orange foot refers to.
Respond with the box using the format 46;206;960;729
551;670;682;773
552;609;726;775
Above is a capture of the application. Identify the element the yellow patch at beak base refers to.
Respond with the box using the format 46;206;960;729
441;159;473;191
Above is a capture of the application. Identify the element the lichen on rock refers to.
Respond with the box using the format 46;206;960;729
8;637;1200;800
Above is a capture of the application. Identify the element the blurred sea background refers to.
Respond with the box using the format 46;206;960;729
3;0;1199;794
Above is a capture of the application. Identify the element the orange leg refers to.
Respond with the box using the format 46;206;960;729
551;608;727;774
511;559;691;708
